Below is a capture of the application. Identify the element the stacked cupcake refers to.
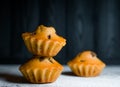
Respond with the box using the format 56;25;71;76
19;25;66;83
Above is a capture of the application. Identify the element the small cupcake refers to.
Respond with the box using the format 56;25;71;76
22;25;66;56
19;56;63;83
67;51;106;77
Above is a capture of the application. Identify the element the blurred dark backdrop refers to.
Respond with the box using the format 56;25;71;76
0;0;120;65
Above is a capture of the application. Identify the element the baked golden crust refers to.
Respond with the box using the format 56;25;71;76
67;51;106;77
19;56;63;83
22;25;66;56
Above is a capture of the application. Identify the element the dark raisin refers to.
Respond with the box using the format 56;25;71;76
31;32;36;35
48;35;51;39
39;57;45;61
91;52;96;57
48;58;53;63
80;60;85;62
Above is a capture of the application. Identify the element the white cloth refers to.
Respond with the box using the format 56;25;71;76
0;65;120;87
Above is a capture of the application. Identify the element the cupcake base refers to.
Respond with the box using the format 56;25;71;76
19;57;63;83
68;63;105;77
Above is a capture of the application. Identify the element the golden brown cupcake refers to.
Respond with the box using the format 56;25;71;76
19;56;63;83
67;51;106;77
22;25;66;56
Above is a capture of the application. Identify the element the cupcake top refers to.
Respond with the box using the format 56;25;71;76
20;56;63;70
22;25;66;46
68;51;106;65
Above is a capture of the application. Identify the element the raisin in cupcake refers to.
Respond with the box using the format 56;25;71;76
19;56;63;83
22;25;66;56
67;51;106;77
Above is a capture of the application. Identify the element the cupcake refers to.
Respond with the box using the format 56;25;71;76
22;25;66;56
19;56;63;83
67;51;106;77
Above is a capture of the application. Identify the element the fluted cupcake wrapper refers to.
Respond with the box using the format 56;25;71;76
68;63;105;77
20;68;63;83
23;36;64;56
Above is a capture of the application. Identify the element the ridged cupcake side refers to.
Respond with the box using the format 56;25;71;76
20;67;63;83
22;35;64;56
68;62;105;77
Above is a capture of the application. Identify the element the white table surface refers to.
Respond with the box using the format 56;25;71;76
0;65;120;87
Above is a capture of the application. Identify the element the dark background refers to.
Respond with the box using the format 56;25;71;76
0;0;120;65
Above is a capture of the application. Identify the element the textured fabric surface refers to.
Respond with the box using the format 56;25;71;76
0;65;120;87
1;0;120;64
